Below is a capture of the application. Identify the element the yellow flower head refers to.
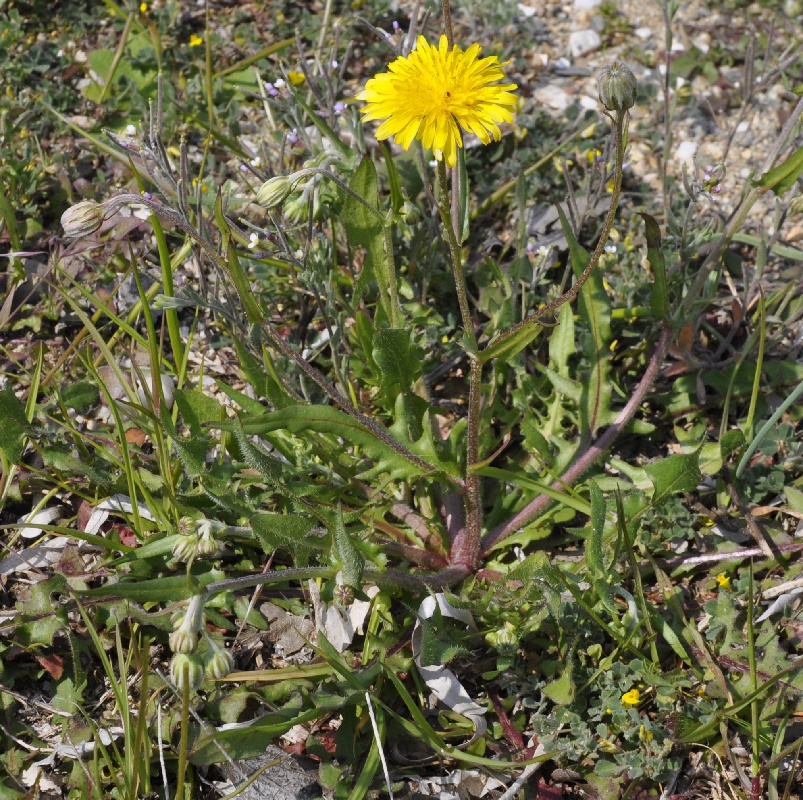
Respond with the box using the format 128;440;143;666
189;34;203;47
621;688;640;706
358;34;517;168
716;573;731;590
288;70;306;86
139;2;148;12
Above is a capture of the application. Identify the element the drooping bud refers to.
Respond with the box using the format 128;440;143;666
256;176;294;209
168;593;206;653
597;62;638;113
169;653;205;692
60;200;105;238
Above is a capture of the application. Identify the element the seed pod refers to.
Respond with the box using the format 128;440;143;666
61;200;105;238
597;62;638;112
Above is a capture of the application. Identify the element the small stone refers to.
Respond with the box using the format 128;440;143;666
675;140;697;167
787;225;803;243
573;0;602;8
569;29;602;59
534;84;573;112
634;27;653;39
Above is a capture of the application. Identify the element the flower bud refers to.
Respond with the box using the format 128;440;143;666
400;200;421;225
169;626;198;655
205;647;234;680
172;518;220;562
597;62;638;112
168;593;206;653
170;653;205;692
61;200;105;238
257;176;294;209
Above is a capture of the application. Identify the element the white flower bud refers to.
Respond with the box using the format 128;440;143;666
170;653;205;691
61;200;105;238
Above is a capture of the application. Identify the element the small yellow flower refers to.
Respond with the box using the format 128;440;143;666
716;573;731;590
189;34;203;47
586;148;603;164
358;34;517;168
139;2;147;12
288;70;306;86
621;688;640;706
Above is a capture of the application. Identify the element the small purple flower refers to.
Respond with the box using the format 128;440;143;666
287;128;300;145
334;101;346;116
142;191;152;200
392;20;400;31
240;164;248;172
384;30;393;41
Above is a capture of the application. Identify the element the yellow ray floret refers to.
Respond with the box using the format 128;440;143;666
358;35;518;168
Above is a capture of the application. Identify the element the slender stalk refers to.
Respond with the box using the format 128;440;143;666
441;0;453;46
436;160;477;352
450;359;484;569
175;675;191;799
747;562;761;788
436;154;482;568
482;321;673;553
483;109;628;357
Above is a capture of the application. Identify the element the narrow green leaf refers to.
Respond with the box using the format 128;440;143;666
210;404;439;479
80;573;220;602
457;146;470;243
548;302;576;377
333;508;364;589
188;708;322;765
474;466;591;515
379;141;404;215
344;157;394;323
556;205;612;434
586;480;606;577
478;322;543;364
0;388;30;464
753;144;803;197
640;212;668;319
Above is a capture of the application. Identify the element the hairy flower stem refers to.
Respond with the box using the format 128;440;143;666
441;0;454;47
436;161;477;353
482;321;673;552
436;159;484;569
